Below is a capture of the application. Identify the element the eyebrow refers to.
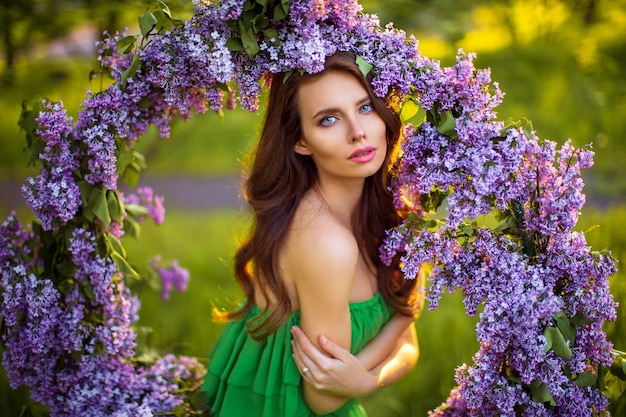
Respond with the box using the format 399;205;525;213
311;96;371;120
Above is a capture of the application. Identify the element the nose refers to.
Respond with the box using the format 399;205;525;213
349;117;366;142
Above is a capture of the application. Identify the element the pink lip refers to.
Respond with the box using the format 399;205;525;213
349;147;377;163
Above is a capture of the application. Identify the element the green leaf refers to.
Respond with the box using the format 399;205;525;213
574;371;597;388
116;35;139;55
93;188;111;228
610;350;626;380
120;162;141;188
531;380;556;406
252;13;270;31
553;312;576;345
81;280;96;301
400;98;420;123
77;180;92;209
124;203;149;218
355;55;373;78
274;2;289;20
571;313;592;327
85;186;103;222
420;189;448;213
121;54;141;88
226;37;245;52
243;0;256;12
263;27;279;42
506;374;522;384
543;326;572;360
138;96;152;109
106;234;127;258
238;21;260;57
460;224;474;237
613;389;626;417
189;388;211;412
18;100;46;167
56;258;76;279
111;251;140;280
282;70;296;84
147;0;172;18
123;216;141;239
436;109;457;137
139;11;158;37
494;215;517;234
601;361;626;402
107;191;123;224
153;9;174;33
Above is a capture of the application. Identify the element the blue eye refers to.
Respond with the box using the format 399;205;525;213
320;115;337;126
360;103;373;113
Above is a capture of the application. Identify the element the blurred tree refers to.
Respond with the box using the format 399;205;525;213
0;0;192;85
0;0;81;84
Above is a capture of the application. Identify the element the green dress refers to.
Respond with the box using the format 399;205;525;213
201;292;395;416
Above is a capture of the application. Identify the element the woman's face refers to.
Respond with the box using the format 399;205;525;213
295;70;387;187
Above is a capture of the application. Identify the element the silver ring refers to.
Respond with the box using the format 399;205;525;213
302;366;309;376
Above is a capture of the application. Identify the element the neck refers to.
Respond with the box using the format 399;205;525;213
316;177;365;227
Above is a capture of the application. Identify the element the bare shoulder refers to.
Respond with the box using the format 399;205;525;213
281;193;358;306
287;196;358;270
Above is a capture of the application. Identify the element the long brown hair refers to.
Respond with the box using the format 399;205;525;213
218;51;418;340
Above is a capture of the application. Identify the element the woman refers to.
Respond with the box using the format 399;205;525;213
202;51;421;416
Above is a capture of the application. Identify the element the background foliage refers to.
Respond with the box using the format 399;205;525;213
0;0;624;415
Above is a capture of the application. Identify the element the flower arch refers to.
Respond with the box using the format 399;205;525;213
0;0;623;416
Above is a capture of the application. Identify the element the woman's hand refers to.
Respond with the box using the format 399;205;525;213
291;326;378;398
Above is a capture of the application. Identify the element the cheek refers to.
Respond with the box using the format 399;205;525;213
369;117;387;144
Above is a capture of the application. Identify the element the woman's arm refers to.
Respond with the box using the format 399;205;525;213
291;268;424;396
367;323;418;387
355;313;414;371
288;219;360;414
291;319;418;395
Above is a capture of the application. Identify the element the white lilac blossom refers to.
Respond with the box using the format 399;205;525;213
0;0;619;415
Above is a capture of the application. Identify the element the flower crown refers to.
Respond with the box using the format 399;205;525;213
102;0;429;114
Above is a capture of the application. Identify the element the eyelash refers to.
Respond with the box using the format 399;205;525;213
319;103;373;126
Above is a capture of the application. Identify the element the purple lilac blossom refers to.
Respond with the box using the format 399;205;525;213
22;101;82;231
1;216;204;415
150;255;190;300
428;386;468;417
384;113;616;417
382;44;616;414
122;186;166;225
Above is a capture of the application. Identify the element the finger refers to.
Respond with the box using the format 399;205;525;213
291;341;312;378
319;335;351;361
291;326;328;363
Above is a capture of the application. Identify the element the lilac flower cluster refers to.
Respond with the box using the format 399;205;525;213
0;217;204;415
122;186;166;225
150;255;190;300
428;386;468;417
382;50;617;415
191;0;430;110
22;101;81;231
